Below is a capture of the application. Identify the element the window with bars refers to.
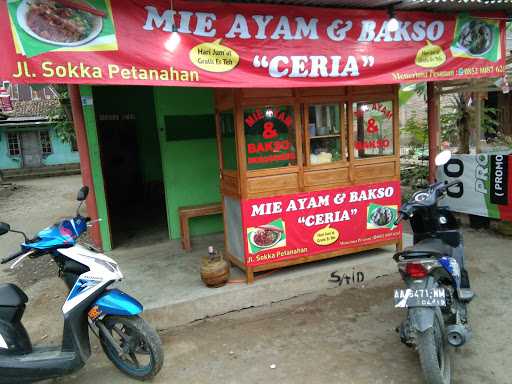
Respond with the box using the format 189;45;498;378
39;131;52;154
7;132;20;156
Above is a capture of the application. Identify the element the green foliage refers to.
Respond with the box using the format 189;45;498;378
440;104;459;143
439;94;499;151
481;106;499;135
399;83;427;106
492;132;512;149
48;85;75;144
401;164;429;190
402;112;428;147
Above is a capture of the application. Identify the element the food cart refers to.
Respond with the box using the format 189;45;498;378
215;85;402;283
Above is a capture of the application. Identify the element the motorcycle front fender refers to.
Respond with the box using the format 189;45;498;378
93;289;143;317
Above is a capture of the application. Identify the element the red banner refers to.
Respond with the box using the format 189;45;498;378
241;181;402;266
0;1;507;88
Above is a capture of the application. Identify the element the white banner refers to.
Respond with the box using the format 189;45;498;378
436;153;512;220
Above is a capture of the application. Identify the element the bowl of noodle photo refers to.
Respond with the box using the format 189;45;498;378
16;0;104;47
247;219;287;254
366;203;397;230
250;226;282;249
450;15;500;62
456;20;493;57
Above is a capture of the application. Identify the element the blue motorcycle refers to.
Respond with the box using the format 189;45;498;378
0;186;163;383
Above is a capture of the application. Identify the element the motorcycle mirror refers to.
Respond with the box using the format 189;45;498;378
0;222;10;236
435;150;452;166
77;186;89;201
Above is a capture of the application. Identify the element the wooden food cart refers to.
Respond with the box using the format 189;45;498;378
215;85;402;283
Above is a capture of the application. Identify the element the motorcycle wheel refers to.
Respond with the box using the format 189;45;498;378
417;314;452;384
99;315;164;381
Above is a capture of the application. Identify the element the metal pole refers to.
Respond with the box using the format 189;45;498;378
427;82;440;183
68;85;102;248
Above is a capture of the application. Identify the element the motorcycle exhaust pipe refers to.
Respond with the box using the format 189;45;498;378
446;324;472;347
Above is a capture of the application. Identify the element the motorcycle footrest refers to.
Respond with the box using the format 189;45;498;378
458;288;475;303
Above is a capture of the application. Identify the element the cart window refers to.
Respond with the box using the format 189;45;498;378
307;104;343;165
244;105;296;170
220;111;237;170
353;101;394;158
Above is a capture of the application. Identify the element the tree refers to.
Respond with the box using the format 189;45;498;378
49;85;75;144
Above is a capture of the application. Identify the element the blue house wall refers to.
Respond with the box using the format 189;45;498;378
42;127;80;166
0;125;79;169
0;129;21;169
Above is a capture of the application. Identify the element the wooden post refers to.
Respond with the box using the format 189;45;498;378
474;92;482;153
68;85;102;248
427;82;440;183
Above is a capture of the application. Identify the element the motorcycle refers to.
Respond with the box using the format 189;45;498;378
0;186;163;383
393;150;475;384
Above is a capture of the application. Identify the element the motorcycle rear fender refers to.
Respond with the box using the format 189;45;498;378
408;307;436;333
405;277;443;333
93;289;143;317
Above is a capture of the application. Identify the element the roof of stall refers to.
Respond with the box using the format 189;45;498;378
216;0;512;12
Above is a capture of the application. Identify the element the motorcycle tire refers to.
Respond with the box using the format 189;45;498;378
99;315;164;381
417;314;452;384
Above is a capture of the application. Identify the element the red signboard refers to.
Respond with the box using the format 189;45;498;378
0;1;506;88
241;181;402;266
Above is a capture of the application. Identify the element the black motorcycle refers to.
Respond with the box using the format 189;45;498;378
393;151;475;384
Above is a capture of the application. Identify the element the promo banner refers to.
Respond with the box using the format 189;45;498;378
0;1;507;88
437;154;512;220
241;181;402;266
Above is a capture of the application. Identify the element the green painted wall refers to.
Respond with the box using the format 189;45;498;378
79;85;113;251
153;87;223;239
79;85;222;249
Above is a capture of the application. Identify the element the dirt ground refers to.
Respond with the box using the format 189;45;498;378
0;176;83;343
1;176;512;384
65;227;511;384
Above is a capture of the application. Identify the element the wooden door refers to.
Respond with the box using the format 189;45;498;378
21;131;42;168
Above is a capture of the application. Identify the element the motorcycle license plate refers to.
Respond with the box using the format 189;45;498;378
394;288;446;308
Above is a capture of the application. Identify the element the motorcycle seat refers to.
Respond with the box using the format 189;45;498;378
0;283;28;307
402;238;453;258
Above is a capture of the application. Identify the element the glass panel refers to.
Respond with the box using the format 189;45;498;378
220;111;237;170
40;131;52;154
353;101;394;158
308;104;341;164
244;105;296;170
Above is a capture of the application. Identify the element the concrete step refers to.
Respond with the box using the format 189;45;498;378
1;164;80;181
116;233;414;331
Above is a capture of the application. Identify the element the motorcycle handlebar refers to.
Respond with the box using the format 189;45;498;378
1;250;25;264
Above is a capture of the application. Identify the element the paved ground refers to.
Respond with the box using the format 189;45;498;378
1;176;511;384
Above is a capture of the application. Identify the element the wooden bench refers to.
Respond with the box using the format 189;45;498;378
179;203;223;251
